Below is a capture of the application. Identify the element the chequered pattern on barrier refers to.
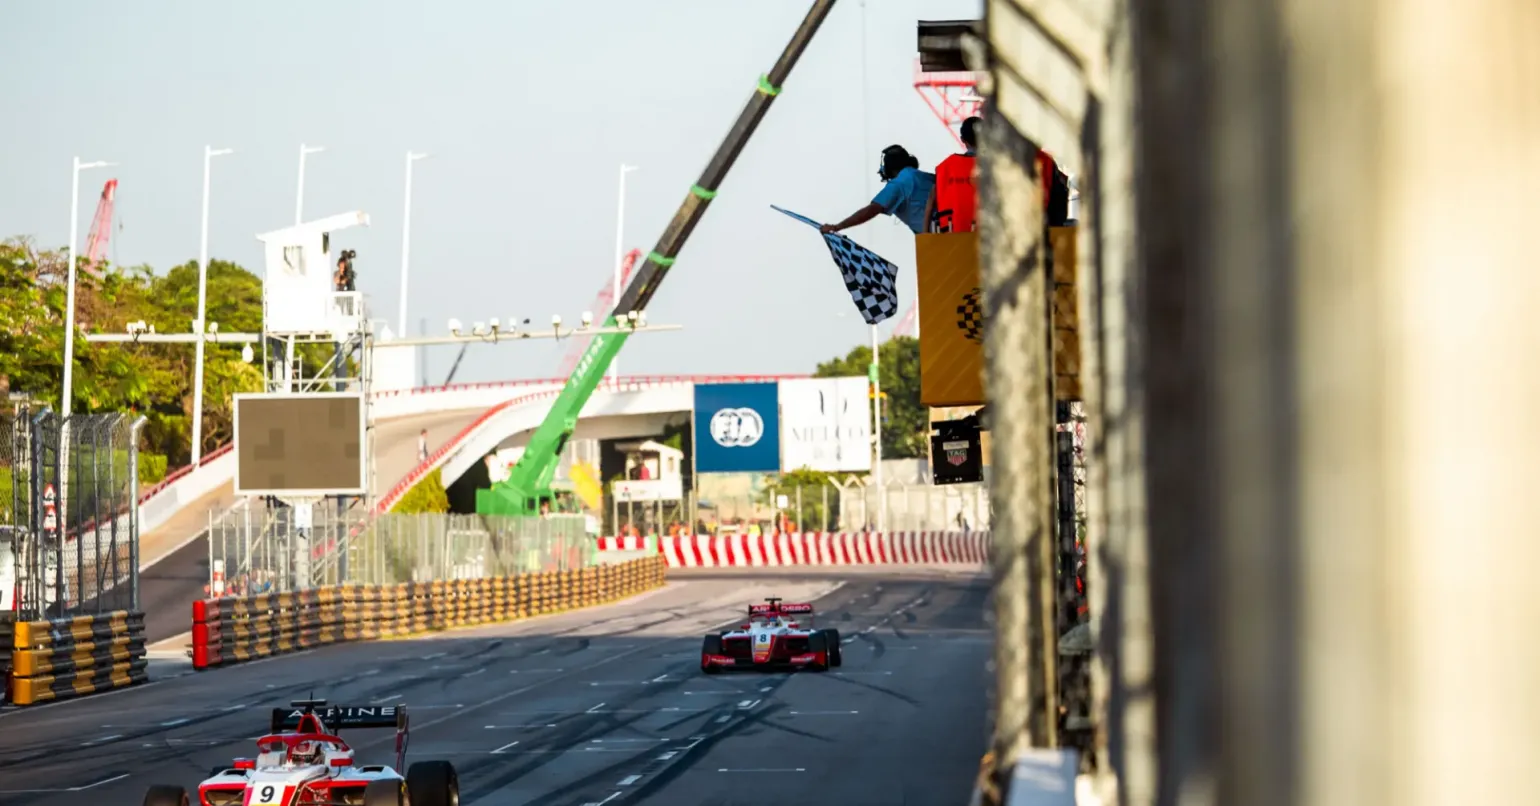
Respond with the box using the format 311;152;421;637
190;556;667;671
595;532;991;567
5;610;148;706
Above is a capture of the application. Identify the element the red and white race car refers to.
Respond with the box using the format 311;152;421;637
140;699;459;806
700;597;843;673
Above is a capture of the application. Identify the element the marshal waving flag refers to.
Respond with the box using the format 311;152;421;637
772;205;900;325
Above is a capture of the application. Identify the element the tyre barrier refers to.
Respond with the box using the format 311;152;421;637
192;555;668;670
595;531;992;568
6;610;148;706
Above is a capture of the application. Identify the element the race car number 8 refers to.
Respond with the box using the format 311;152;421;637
252;784;282;805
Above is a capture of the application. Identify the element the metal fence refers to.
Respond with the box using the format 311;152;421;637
2;406;144;619
208;500;595;594
609;481;993;537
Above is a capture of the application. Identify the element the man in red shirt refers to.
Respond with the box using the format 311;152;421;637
924;116;982;233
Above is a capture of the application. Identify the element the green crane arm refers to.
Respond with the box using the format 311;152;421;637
477;0;839;517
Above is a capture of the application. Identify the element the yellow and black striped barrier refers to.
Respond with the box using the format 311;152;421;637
7;610;148;706
192;555;667;670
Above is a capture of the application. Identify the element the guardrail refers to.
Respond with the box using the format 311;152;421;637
192;555;667;670
6;610;148;705
596;532;993;567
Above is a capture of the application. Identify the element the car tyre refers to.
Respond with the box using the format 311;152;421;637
143;785;190;806
701;634;723;674
823;629;843;667
362;779;405;806
407;759;460;806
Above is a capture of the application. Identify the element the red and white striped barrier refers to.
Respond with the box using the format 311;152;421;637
596;532;990;568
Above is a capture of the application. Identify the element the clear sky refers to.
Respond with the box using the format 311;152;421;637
2;0;982;384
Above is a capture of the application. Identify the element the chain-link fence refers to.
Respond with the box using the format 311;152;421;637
2;408;26;615
610;481;992;537
208;500;595;595
2;407;144;619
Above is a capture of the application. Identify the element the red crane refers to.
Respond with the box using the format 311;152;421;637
82;179;117;276
913;60;985;148
557;248;643;376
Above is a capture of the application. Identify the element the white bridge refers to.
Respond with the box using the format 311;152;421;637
132;374;804;568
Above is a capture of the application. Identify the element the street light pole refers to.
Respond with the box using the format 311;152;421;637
295;144;325;224
398;151;429;335
610;163;638;384
191;146;234;465
62;156;115;418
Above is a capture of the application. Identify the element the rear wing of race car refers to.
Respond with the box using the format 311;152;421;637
748;599;815;624
270;700;411;770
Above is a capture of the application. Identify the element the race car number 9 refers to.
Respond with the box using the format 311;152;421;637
251;784;284;805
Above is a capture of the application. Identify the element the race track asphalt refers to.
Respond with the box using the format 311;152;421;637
0;569;993;805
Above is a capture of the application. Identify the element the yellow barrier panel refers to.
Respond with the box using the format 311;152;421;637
8;611;148;706
192;556;668;670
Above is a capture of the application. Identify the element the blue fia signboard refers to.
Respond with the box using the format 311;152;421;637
693;382;781;473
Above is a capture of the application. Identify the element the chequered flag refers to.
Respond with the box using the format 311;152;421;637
772;205;900;325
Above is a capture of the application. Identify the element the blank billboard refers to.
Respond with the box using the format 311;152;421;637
234;392;365;496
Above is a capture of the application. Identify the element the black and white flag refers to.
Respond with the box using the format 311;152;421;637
772;205;900;325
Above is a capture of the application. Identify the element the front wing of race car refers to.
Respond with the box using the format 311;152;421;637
700;629;843;672
193;769;405;806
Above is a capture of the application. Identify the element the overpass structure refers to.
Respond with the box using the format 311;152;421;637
133;373;799;642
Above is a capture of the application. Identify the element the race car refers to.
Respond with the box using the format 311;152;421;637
700;597;843;673
140;698;459;806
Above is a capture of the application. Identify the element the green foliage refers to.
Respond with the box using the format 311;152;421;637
763;467;842;531
139;453;168;485
0;466;12;522
392;468;450;514
813;335;926;459
0;237;303;474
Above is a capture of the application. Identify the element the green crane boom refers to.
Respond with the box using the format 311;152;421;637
476;0;839;517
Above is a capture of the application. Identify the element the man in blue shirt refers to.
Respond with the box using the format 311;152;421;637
820;145;937;235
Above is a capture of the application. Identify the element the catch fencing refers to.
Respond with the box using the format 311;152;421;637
2;407;145;620
207;502;595;596
192;555;666;670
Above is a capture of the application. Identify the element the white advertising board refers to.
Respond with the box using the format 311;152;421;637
613;478;684;503
778;377;872;473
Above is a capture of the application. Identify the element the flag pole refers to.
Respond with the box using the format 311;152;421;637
871;323;884;531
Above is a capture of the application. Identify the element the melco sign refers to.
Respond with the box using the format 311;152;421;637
693;382;781;473
778;377;872;472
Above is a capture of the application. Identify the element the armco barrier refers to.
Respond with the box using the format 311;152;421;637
7;610;148;705
596;532;992;568
192;555;667;670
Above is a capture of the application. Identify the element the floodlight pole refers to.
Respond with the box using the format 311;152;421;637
610;164;638;383
192;146;235;465
62;157;114;418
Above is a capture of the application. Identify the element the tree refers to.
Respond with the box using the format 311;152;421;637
813;335;927;459
391;468;450;514
0;237;277;475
